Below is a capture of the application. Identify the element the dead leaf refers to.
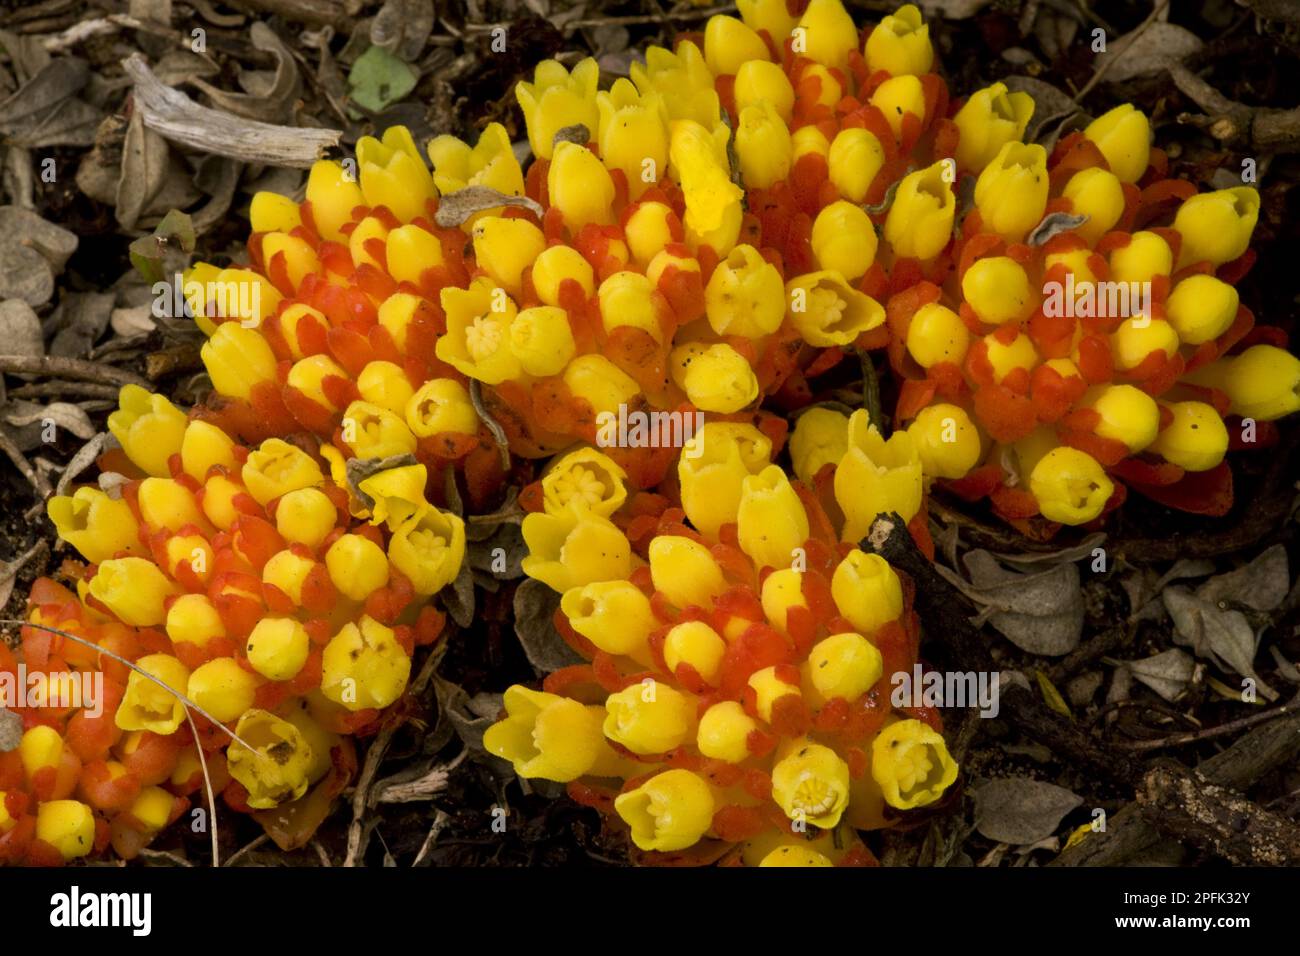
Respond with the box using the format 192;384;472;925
1195;545;1289;612
48;291;114;358
192;22;301;124
1126;648;1196;702
0;206;77;307
0;707;21;752
432;675;495;753
116;109;169;230
973;777;1082;844
0;299;45;363
1029;211;1089;246
1162;587;1277;700
514;577;586;672
4;402;97;440
1002;75;1078;142
1100;22;1203;84
960;550;1085;655
371;0;435;62
435;185;543;228
0;57;89;135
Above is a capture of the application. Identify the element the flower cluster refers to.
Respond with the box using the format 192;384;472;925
0;385;460;864
487;426;955;865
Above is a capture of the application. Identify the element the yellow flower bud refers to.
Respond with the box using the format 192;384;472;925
748;666;801;723
1084;104;1150;184
542;448;628;518
671;119;744;255
473;217;548;297
548;140;616;230
670;342;760;413
389;507;466;595
347;216;389;272
136;477;206;535
20;725;62;780
405;378;478;439
1062;167;1125;245
325;533;390;601
974;142;1049;242
870;74;926;141
705;244;786;338
796;0;858;71
1109;230;1173;284
485;686;614;781
759;568;805;634
262;546;320;597
771;740;850;828
186;657;259;723
811;201;878;280
884;162;956;260
599;271;662;342
357;125;435;223
285;354;347;412
522;509;633;592
516;58;600;161
108;384;187;478
663;620;727;684
735;100;792;189
624;202;677;267
631;41;720;130
273;488;336;549
962;256;1034;325
906;302;969;368
36;800;95;860
786;271;886;347
129;785;178;833
793;125;831;164
166;593;225;648
649;534;726;608
183;261;221;335
907;403;982;479
199;474;244;531
428;122;524;205
386;224;446;288
952;82;1034;173
210;267;281;329
532;244;596;306
47;487;141;563
357;361;415;416
342;400;418;459
249;191;301;233
1111;317;1178;371
1084;384;1159;452
564;354;641;418
759;845;835;867
677;422;771;535
834;411;924;540
1150;401;1228;472
871;718;958;809
737;0;798;39
596;79;669;200
261;232;320;289
376;292;421;354
704;14;770;75
1166;274;1239;345
245;618;310;681
305;159;364;241
984;330;1038;383
163;534;213;584
789;407;849;485
227;708;314;808
242;438;323;507
734;60;795;122
437;278;522;385
561;580;656;661
615;768;715;852
90;557;180;628
1028;446;1114;524
321;616;411;711
831;550;903;633
697;700;760;764
737;465;810;570
865;4;933;76
604;679;695;754
1173;187;1260;268
1219;345;1300;421
805;632;883;705
179;420;237;482
116;653;190;734
827;127;886;203
356;463;428;531
202;323;277;401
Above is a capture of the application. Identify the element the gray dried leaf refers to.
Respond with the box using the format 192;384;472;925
514;577;586;673
440;560;475;628
1100;22;1203;84
4;402;97;440
0;707;21;752
1033;10;1078;61
1195;545;1289;612
962;550;1084;655
1002;75;1078;142
48;291;114;358
110;305;156;338
0;57;88;134
0;244;54;307
435;186;543;228
1029;211;1089;246
343;452;419;511
10;96;101;148
0;299;44;362
151;50;222;86
116;109;170;230
993;532;1106;567
431;675;493;753
189;156;241;235
191;22;301;124
1125;648;1195;702
467;521;525;579
1162;587;1276;700
371;0;435;61
973;777;1082;845
0;205;78;273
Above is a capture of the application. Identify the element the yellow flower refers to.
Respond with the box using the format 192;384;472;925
961;256;1034;325
202;322;278;401
705;244;786;338
907;403;982;479
516;58;600;161
564;354;641;417
789;407;849;484
603;680;695;754
864;4;933;76
116;653;190;734
670;119;743;255
1062;167;1124;245
405;378;479;438
1083;384;1159;453
90;557;180;628
180;419;237;481
975;142;1049;242
305;159;364;241
321;616;412;711
704;14;770;75
1166;274;1239;345
614;769;715;852
1109;230;1172;284
983;330;1038;382
472;216;547;297
830;549;903;633
532;244;596;306
812;201;878;281
521;509;633;592
389;506;466;595
670;342;760;413
549;140;617;230
249;191;301;234
187;657;260;721
1028;446;1113;525
906;302;969;368
678;421;772;535
785;271;886;346
870;74;926;141
357;125;436;223
47;487;142;563
1172;186;1259;268
485;686;618;781
663;620;727;684
735;100;792;189
560;580;657;662
356;360;415;417
1150;401;1229;472
1111;317;1179;371
834;410;924;540
596;79;669;199
736;465;810;570
36;800;95;861
827;128;886;203
227;709;315;809
734;60;795;122
737;0;798;40
541;448;628;518
242;438;324;507
952;82;1034;172
696;700;759;763
428;122;524;205
871;718;957;809
108;384;188;478
165;594;225;648
796;0;859;72
771;740;851;829
436;277;522;384
353;463;426;532
883;162;956;260
1217;345;1300;421
804;632;883;706
648;535;726;609
598;271;662;342
758;845;834;867
631;41;720;129
1084;104;1150;184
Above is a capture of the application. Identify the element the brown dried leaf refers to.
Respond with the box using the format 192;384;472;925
191;22;301;124
116;109;170;230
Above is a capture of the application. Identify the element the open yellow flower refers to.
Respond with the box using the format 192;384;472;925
834;410;924;540
871;718;958;810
